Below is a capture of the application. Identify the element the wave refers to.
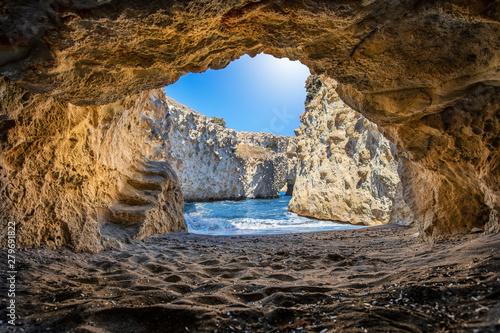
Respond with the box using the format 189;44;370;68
184;209;364;236
184;215;237;234
183;197;365;236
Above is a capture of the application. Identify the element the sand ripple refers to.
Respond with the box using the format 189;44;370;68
2;226;500;332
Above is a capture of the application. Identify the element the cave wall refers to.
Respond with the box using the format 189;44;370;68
0;0;499;244
0;82;185;251
290;75;413;226
380;84;500;237
163;96;296;201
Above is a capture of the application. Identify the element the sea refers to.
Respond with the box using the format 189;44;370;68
184;193;365;236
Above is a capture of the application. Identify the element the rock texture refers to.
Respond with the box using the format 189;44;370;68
380;85;500;238
0;0;499;242
290;75;412;226
0;82;185;252
164;97;296;202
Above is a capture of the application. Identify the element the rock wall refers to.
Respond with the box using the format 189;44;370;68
164;97;296;202
380;84;500;238
0;0;499;241
289;75;412;226
0;82;185;252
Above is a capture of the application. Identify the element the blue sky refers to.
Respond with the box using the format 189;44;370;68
164;53;311;137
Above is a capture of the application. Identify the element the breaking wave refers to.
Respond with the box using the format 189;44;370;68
184;194;364;236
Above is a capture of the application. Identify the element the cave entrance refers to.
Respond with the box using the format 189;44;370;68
164;53;308;205
163;53;365;235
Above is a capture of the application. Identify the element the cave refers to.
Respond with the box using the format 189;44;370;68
1;0;499;331
284;180;294;196
1;0;498;249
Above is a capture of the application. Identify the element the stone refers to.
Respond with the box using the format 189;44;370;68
162;96;297;201
289;75;413;226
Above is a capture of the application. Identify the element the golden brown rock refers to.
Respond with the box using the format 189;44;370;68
382;84;500;238
0;0;499;245
0;81;185;251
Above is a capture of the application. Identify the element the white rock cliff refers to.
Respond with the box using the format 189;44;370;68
163;97;297;202
289;75;413;226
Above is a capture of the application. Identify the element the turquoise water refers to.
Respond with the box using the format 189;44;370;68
184;194;365;235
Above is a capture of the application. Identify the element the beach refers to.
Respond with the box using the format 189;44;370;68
2;225;499;332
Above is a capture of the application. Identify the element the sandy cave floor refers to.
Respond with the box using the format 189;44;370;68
1;226;500;333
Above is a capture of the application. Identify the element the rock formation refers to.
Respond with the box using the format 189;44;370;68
380;85;500;238
0;82;185;252
164;97;296;202
1;0;499;246
290;75;412;226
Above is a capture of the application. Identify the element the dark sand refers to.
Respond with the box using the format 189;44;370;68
1;226;499;332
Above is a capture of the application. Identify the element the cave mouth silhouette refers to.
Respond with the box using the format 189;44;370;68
163;58;404;235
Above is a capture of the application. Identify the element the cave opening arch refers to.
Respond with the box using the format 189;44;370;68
0;0;499;251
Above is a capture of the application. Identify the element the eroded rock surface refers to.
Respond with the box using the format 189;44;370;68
0;82;185;251
164;97;296;201
290;75;412;226
0;0;499;243
382;85;500;238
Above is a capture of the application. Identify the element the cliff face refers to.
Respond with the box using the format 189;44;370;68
0;82;185;252
290;75;412;226
1;0;499;244
381;85;500;238
164;97;296;202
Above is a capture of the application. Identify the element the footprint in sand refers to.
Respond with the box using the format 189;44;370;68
325;253;345;262
165;284;193;294
234;292;266;303
188;295;230;305
101;270;139;289
193;283;226;293
266;274;297;282
204;267;243;278
130;285;162;292
131;254;151;265
93;260;119;271
143;263;172;274
182;272;212;283
271;264;286;270
115;252;133;260
198;259;220;266
230;256;250;263
261;292;296;307
74;276;99;284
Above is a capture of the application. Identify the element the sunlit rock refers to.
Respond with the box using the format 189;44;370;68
164;97;297;201
0;83;185;251
0;0;499;247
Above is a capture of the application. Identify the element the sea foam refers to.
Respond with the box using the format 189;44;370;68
184;195;364;235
